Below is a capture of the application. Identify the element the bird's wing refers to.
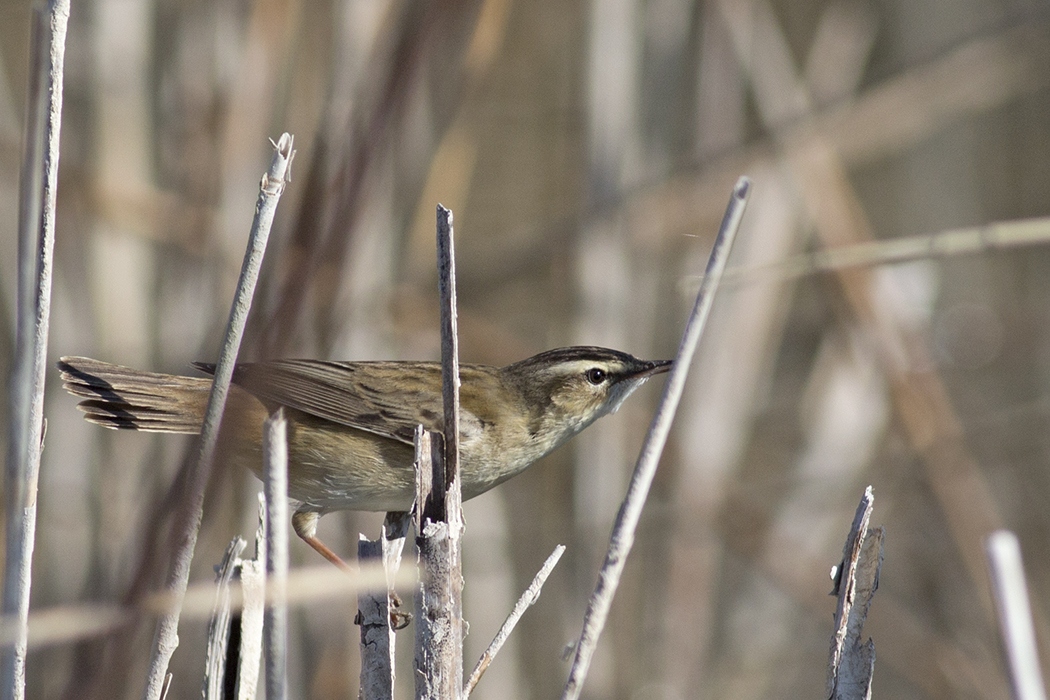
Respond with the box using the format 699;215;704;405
194;360;450;445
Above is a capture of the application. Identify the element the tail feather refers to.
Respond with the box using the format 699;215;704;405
58;356;209;434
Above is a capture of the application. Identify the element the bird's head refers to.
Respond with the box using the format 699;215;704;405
501;346;672;441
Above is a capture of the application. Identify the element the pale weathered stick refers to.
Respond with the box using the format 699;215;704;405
438;203;465;696
263;410;289;700
561;177;750;700
414;432;465;700
414;430;453;700
358;512;411;700
986;531;1048;700
236;503;266;700
0;4;69;700
358;535;391;700
202;538;248;700
142;134;294;700
827;486;883;700
465;545;566;697
415;204;465;700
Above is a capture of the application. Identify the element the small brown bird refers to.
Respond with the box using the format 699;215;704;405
57;347;671;567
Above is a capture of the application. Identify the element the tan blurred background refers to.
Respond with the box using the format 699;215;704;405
2;0;1050;697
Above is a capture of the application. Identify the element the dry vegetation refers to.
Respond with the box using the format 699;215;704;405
1;0;1050;698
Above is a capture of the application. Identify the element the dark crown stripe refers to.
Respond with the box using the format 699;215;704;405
502;346;638;372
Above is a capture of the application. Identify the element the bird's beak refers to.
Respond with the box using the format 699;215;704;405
632;360;673;380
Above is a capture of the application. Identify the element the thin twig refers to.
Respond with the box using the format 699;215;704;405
561;177;750;700
986;531;1048;700
263;411;289;700
142;134;294;700
1;3;69;700
465;545;566;697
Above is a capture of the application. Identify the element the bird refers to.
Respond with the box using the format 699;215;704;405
57;346;671;568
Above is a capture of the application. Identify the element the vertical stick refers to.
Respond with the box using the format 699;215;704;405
358;536;390;700
561;178;750;700
414;432;464;700
358;512;410;700
142;134;294;700
263;410;289;700
414;205;465;699
236;505;266;700
437;204;461;489
827;487;882;700
1;3;69;700
437;205;464;696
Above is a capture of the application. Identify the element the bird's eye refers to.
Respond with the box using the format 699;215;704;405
585;367;607;385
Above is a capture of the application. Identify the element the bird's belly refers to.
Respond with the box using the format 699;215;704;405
285;425;417;512
221;408;549;513
224;410;417;512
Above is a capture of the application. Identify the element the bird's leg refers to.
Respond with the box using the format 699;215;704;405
292;508;352;572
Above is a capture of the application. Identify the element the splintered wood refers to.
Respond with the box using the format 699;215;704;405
827;486;883;700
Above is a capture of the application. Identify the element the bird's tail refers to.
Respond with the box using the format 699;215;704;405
57;356;210;434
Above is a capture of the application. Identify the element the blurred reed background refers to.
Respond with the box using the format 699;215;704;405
1;0;1049;697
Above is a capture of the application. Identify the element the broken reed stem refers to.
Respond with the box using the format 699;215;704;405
561;177;750;700
358;512;410;700
413;430;465;700
438;204;464;696
202;538;247;700
236;507;267;700
358;536;393;700
414;204;465;700
142;134;294;700
437;204;461;494
465;545;566;697
1;4;69;700
827;487;882;700
263;411;289;700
